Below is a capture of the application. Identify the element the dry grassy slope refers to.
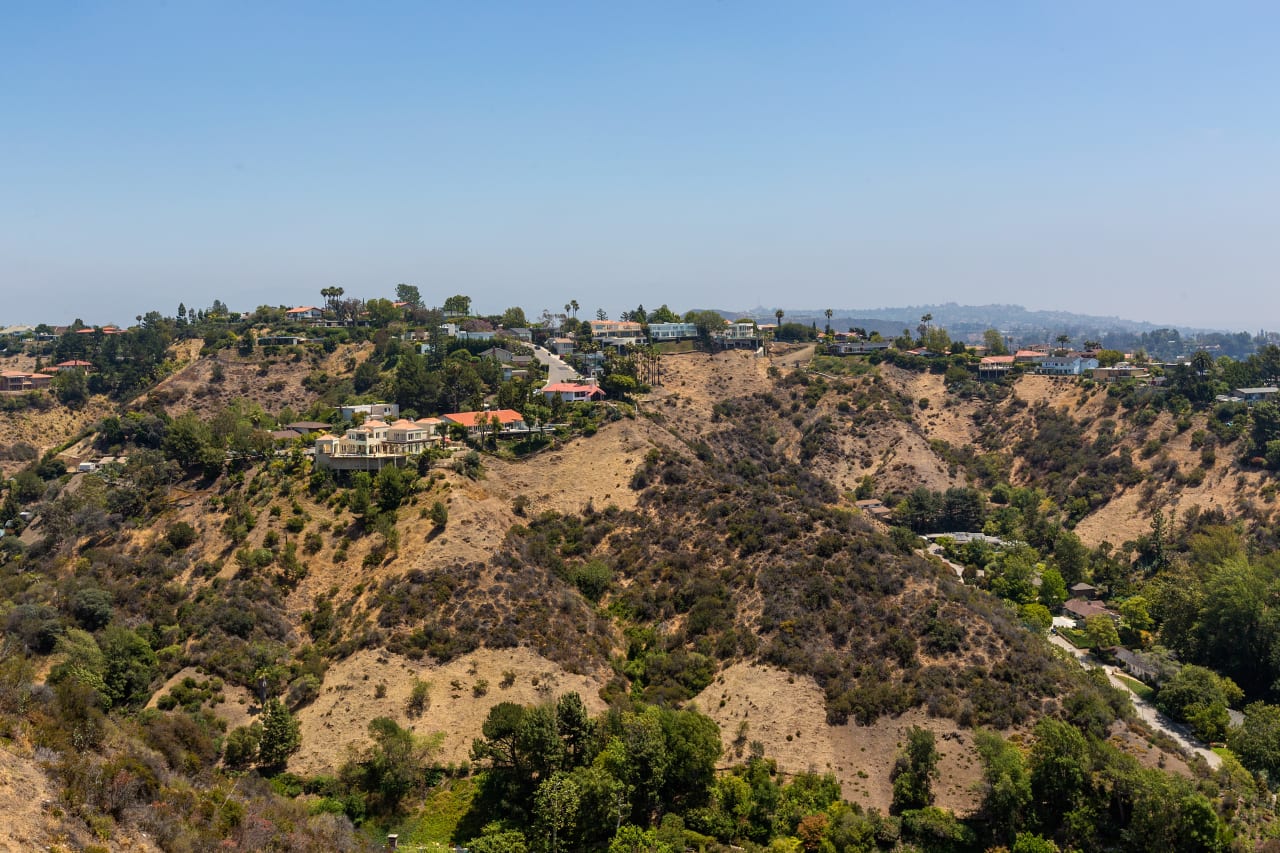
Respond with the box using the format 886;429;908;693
0;397;114;478
695;664;984;815
145;340;373;419
0;743;161;852
290;647;609;774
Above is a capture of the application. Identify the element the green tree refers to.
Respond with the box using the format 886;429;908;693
99;625;157;708
366;297;401;327
429;499;448;529
535;771;582;853
257;698;302;770
1085;614;1121;649
983;328;1008;355
1028;718;1088;831
444;294;473;315
1157;665;1243;743
891;726;939;813
975;729;1031;846
1038;567;1067;609
223;724;262;769
1229;701;1280;778
1119;595;1154;634
352;716;437;813
395;283;422;308
501;306;529;328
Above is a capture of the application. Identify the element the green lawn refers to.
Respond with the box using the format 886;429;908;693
369;777;477;849
1115;673;1156;701
1057;627;1093;649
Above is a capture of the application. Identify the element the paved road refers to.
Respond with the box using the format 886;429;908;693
531;345;581;385
1048;633;1221;768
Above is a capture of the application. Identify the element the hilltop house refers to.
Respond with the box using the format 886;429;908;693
1039;354;1100;376
1236;387;1279;404
1014;350;1046;364
1093;363;1150;382
549;337;575;356
978;355;1015;379
286;306;323;322
648;322;698;341
313;416;444;471
713;321;761;349
829;340;892;355
0;371;52;392
339;403;400;422
542;383;606;403
441;409;529;437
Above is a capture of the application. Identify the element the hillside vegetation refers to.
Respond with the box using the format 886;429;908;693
2;323;1280;851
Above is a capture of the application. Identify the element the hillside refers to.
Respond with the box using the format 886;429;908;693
2;338;1277;850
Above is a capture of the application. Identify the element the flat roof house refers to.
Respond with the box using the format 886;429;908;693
1236;387;1279;404
588;320;644;341
648;322;698;341
339;403;400;422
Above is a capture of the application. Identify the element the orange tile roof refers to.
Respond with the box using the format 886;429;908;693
543;383;605;395
442;409;525;427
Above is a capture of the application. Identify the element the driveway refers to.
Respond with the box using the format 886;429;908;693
1048;633;1221;768
531;345;581;385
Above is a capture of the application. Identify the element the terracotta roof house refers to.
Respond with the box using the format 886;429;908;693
979;355;1015;379
542;383;606;403
1014;350;1046;363
286;306;323;320
1;371;52;392
441;409;528;435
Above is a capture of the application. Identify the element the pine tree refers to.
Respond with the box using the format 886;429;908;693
257;698;301;769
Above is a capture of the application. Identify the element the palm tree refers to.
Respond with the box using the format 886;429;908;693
774;309;784;342
1082;340;1101;352
570;300;579;318
825;308;833;335
1191;350;1214;375
1055;334;1071;352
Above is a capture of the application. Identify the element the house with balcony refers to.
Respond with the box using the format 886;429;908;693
648;322;698;341
588;320;644;343
978;355;1015;379
1039;354;1100;376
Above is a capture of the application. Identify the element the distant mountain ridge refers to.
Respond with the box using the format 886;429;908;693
716;302;1234;335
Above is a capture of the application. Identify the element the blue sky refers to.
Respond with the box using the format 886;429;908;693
2;2;1278;330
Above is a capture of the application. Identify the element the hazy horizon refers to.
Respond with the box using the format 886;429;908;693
4;3;1278;330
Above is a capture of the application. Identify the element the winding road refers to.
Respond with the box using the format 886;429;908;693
1049;632;1221;768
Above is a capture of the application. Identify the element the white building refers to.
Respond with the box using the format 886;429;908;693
648;322;698;341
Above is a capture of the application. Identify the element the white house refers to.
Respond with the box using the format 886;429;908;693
1039;354;1100;376
648;322;698;341
549;337;576;356
285;306;323;321
339;402;400;422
